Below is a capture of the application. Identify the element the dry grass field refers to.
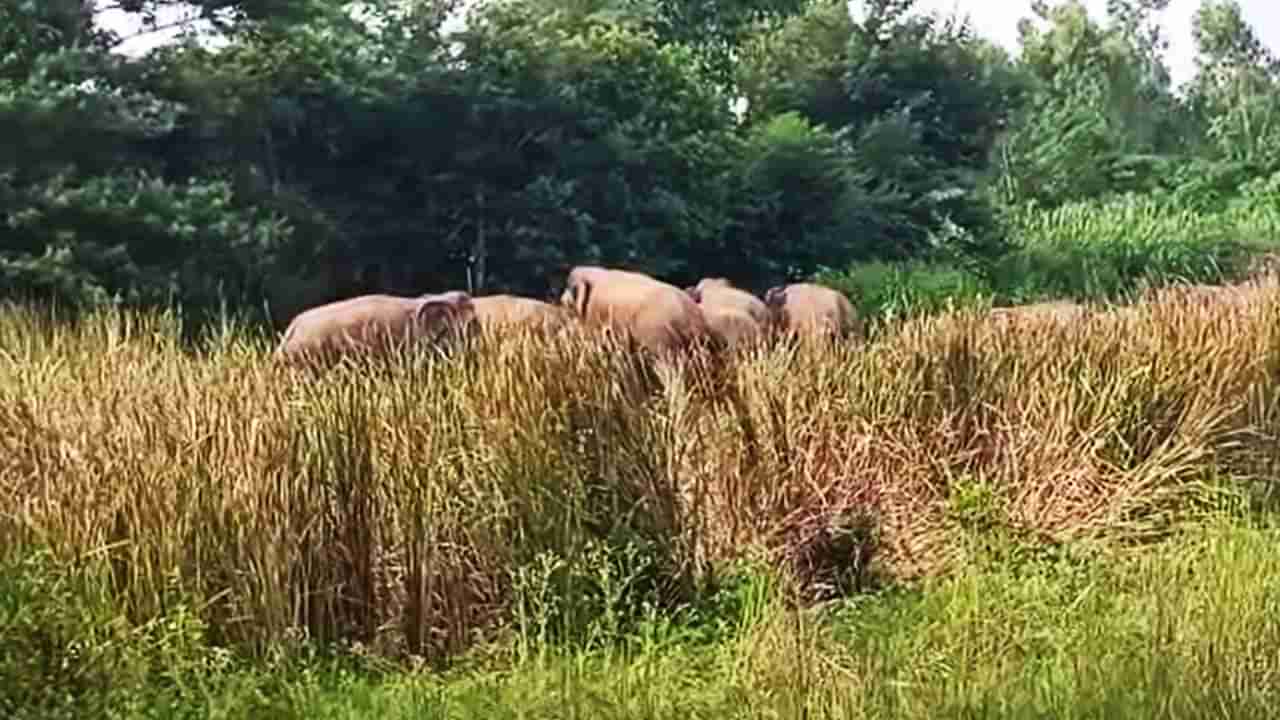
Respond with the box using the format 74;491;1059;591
5;278;1280;717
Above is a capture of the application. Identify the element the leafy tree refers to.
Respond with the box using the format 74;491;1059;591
447;0;741;289
0;0;293;319
123;0;746;306
739;0;1027;262
996;0;1191;207
626;0;810;84
507;0;812;86
1186;0;1280;167
700;112;910;290
3;0;1276;328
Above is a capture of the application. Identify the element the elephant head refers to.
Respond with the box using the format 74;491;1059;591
762;283;860;343
414;290;477;343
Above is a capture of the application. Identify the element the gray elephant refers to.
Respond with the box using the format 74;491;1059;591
559;265;719;358
685;277;770;350
472;294;573;336
275;290;476;365
685;277;771;324
988;300;1086;330
762;282;862;343
1143;282;1258;309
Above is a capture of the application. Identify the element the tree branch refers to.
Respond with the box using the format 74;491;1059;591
109;14;205;49
94;0;200;16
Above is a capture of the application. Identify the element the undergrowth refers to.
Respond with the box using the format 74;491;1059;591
818;188;1280;323
4;275;1280;663
5;270;1280;715
6;519;1280;718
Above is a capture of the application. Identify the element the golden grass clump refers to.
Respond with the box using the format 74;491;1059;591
3;277;1280;661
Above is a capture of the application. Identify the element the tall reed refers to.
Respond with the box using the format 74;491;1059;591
3;277;1279;660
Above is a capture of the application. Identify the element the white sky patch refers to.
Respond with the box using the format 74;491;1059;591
894;0;1278;90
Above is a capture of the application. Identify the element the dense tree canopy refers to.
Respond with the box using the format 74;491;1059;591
2;0;1278;325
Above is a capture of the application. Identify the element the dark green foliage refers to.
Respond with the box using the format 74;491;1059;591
447;1;743;289
738;0;1028;263
2;0;1279;329
2;172;292;315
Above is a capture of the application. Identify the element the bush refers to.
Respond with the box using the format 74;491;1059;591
814;260;992;330
0;548;230;720
989;193;1278;303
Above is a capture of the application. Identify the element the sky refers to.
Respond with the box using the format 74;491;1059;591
907;0;1279;89
95;0;1280;90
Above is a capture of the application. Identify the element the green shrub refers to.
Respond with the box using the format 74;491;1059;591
990;193;1274;303
815;260;992;329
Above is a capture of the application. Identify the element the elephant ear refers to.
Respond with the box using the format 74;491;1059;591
763;286;787;308
416;291;474;330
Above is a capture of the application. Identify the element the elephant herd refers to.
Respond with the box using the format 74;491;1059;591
273;260;1274;368
274;264;861;366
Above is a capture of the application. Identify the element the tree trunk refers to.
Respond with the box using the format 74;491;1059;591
471;187;487;292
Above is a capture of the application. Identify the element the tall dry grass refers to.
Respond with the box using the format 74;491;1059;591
2;276;1279;662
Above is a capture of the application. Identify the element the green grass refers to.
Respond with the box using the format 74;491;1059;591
987;193;1275;304
815;259;993;333
6;516;1280;718
818;188;1280;324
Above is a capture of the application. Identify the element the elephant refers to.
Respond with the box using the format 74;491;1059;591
684;277;769;350
1143;282;1257;309
558;265;719;359
471;294;573;336
685;277;771;325
699;304;765;350
563;266;759;465
988;300;1086;330
762;282;861;343
275;290;476;366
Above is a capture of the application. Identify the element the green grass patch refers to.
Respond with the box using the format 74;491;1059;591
818;188;1280;321
7;518;1280;718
